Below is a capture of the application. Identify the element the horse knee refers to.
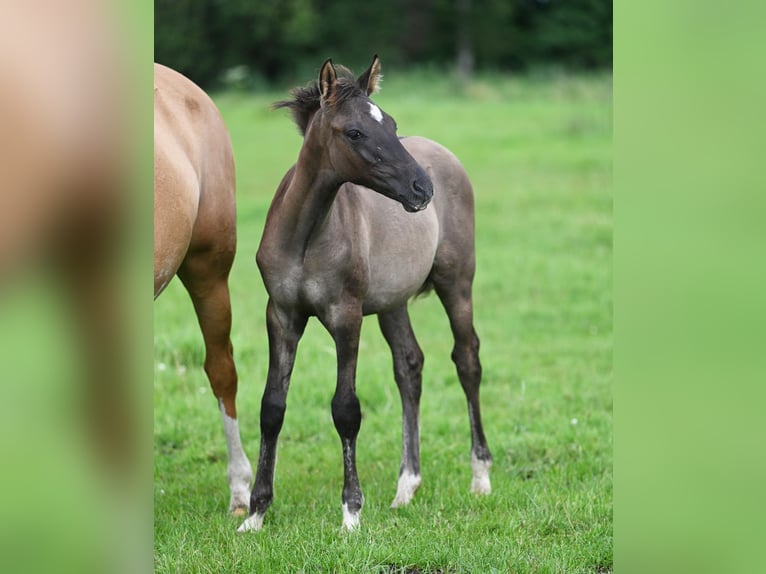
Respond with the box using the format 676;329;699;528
331;393;361;438
260;394;286;439
405;347;424;378
395;347;424;399
453;354;482;386
452;332;482;386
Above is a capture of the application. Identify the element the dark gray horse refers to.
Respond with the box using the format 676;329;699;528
239;56;491;532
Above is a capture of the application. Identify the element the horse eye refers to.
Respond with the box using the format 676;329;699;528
345;129;363;141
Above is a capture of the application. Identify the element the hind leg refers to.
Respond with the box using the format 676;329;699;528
432;274;492;495
178;252;253;515
378;305;424;507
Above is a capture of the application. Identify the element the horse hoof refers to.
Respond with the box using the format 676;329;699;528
470;453;492;495
341;503;361;531
390;472;421;508
237;513;264;533
470;476;492;495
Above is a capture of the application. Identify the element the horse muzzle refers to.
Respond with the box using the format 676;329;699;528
403;199;430;213
403;174;433;212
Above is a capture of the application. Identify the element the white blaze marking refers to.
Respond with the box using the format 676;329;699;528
391;471;422;508
368;102;383;123
220;401;254;513
341;503;361;531
470;451;492;495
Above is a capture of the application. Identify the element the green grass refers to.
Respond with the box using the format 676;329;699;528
154;71;612;573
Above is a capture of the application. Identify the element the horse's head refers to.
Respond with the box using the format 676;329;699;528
280;56;433;213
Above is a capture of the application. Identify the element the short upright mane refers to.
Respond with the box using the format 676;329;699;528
274;66;364;136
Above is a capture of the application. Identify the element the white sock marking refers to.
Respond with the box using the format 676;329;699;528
391;471;421;508
237;513;264;532
341;503;361;531
368;102;383;123
470;451;492;495
220;402;253;513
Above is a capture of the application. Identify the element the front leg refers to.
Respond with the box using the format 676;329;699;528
320;303;365;531
238;300;307;532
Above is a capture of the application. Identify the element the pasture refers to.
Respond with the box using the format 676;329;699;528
154;70;612;573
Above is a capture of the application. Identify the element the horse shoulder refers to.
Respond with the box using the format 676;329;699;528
304;190;368;291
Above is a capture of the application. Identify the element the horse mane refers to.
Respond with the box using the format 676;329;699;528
273;66;364;136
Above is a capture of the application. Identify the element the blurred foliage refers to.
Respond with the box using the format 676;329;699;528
155;0;612;88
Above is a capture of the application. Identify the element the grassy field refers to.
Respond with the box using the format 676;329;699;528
154;70;612;573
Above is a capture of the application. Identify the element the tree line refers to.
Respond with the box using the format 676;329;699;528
155;0;612;88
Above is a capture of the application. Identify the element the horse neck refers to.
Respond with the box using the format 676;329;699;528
264;139;344;258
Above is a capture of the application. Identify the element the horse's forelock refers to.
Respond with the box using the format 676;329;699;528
273;67;366;136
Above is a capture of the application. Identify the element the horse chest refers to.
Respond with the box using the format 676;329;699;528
300;240;361;307
261;249;356;311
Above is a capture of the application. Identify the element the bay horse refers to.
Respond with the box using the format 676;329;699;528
238;56;492;532
154;63;252;515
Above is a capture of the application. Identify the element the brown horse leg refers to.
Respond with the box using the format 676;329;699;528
378;305;424;507
432;276;492;495
177;253;252;515
319;303;365;530
238;299;307;532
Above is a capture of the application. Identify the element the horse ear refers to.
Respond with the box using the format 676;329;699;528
357;54;382;96
319;58;337;105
